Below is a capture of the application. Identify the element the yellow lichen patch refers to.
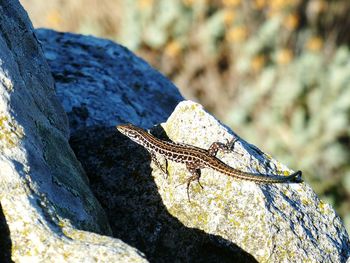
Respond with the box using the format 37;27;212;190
168;203;189;221
0;114;25;150
318;200;328;214
251;163;263;173
63;228;90;241
265;154;273;160
194;212;209;226
282;170;290;176
228;215;241;227
58;219;68;228
300;198;310;207
63;252;73;261
190;104;197;111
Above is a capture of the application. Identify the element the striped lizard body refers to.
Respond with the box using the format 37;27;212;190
117;123;302;200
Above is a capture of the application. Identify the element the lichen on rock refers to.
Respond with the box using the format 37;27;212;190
0;113;24;150
0;1;147;262
156;101;350;262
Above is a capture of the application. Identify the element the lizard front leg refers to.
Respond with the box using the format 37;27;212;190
185;163;203;202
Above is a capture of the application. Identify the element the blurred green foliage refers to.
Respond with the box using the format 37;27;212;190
22;0;350;231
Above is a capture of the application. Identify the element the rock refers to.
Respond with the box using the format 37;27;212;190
160;101;350;262
36;29;350;261
35;29;183;133
0;1;146;262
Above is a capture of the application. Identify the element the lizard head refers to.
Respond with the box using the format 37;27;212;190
116;123;147;145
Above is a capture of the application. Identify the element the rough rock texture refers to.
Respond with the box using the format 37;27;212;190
160;101;350;262
35;29;182;133
0;1;146;262
36;30;350;261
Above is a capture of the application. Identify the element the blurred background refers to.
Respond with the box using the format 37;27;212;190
21;0;350;231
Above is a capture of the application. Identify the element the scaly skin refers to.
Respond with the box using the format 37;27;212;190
117;123;302;199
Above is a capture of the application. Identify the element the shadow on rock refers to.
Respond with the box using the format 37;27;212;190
0;203;14;263
70;125;257;263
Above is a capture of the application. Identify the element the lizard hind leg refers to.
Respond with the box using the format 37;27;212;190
207;137;241;157
185;163;203;202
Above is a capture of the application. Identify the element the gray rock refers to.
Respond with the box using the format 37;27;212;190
35;29;183;133
160;101;350;262
36;29;350;261
0;1;146;262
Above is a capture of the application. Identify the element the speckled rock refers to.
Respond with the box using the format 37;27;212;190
0;1;146;262
159;101;350;262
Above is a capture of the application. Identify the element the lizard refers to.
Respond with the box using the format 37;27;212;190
117;123;302;200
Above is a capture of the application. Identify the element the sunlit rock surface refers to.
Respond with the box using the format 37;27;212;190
0;1;146;262
159;101;350;262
